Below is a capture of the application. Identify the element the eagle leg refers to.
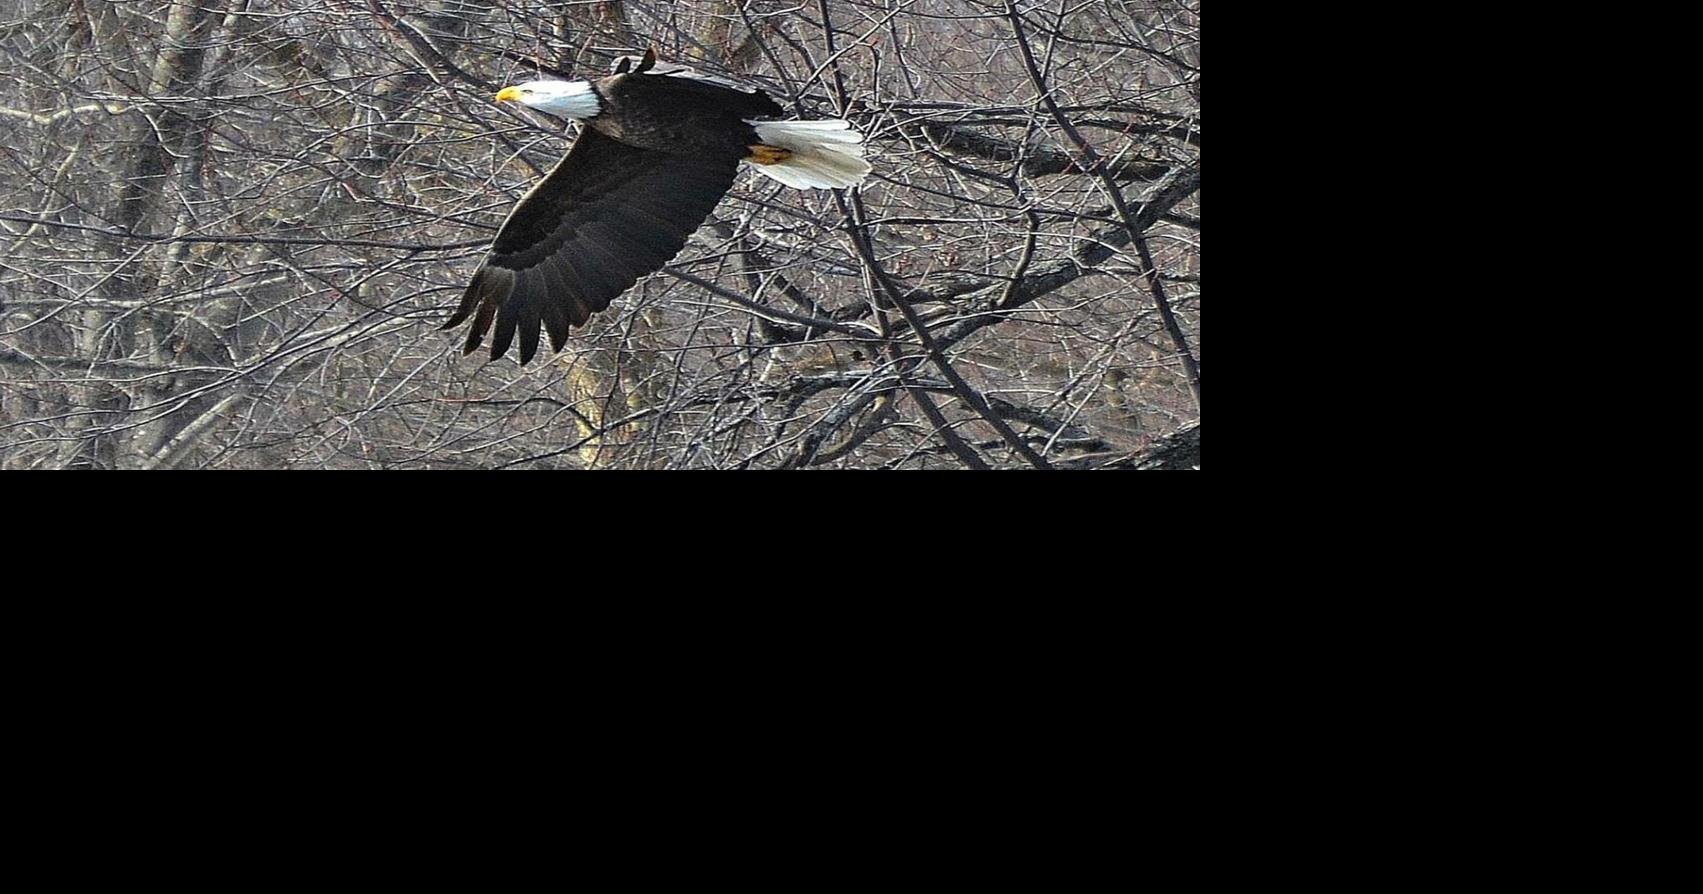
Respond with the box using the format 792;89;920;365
747;144;794;165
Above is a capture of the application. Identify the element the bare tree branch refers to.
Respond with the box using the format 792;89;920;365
1;0;1200;470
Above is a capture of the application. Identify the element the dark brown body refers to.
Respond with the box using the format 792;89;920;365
587;71;784;156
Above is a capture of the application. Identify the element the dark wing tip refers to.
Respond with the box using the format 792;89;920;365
517;294;543;365
488;295;520;361
449;264;556;365
613;48;657;75
443;269;487;330
451;268;509;357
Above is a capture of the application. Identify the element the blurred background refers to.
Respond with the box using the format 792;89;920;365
0;0;1199;469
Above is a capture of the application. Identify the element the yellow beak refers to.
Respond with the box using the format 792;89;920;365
495;86;524;103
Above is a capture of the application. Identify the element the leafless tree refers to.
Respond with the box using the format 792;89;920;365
1;0;1199;469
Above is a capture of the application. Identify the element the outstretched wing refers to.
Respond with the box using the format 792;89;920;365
446;127;739;363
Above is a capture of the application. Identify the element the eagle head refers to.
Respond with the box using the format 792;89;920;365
495;80;601;120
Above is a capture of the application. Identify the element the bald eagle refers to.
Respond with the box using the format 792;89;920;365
445;51;871;364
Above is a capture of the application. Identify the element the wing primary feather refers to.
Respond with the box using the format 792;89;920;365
537;262;574;350
464;299;497;355
489;290;521;361
570;238;638;305
551;254;595;308
444;272;484;329
516;276;544;364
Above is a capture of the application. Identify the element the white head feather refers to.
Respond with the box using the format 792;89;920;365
496;80;601;119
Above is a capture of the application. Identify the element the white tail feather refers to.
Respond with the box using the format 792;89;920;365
745;119;872;189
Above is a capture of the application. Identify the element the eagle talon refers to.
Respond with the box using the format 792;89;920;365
748;144;793;165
